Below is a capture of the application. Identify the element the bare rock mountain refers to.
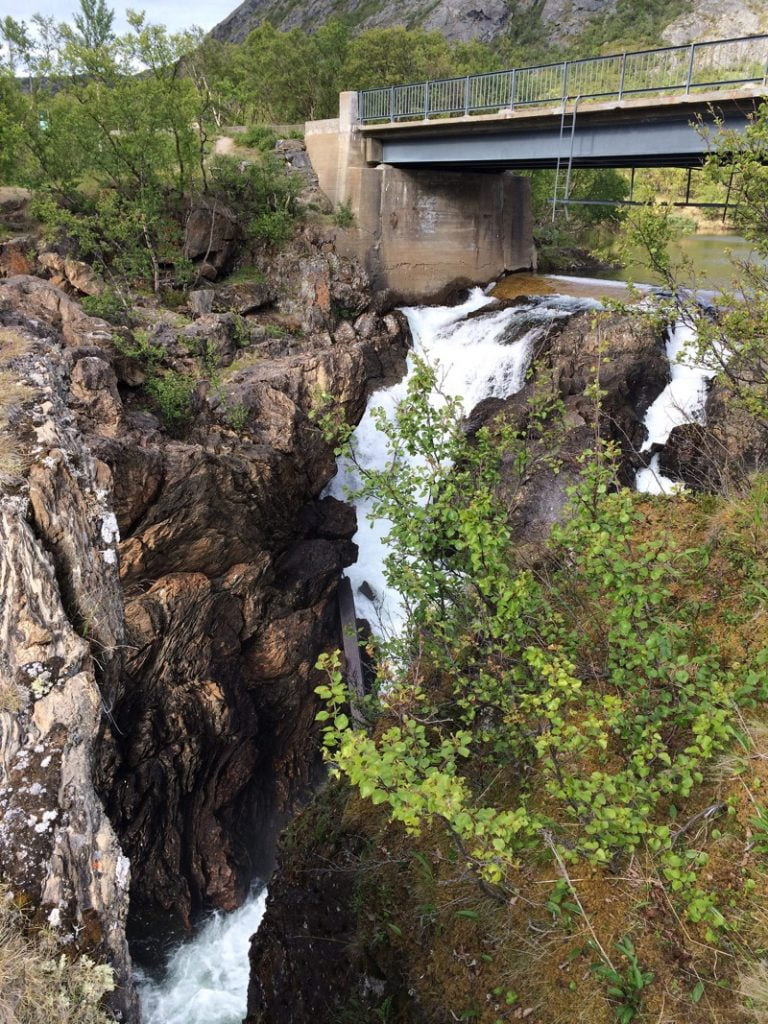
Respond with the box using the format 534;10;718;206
211;0;601;46
211;0;764;50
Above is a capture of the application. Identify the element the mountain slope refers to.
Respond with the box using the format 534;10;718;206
210;0;767;51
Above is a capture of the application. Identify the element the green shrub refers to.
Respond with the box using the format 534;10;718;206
113;329;163;373
208;153;302;250
250;209;295;247
81;290;131;326
333;199;355;229
240;124;279;152
316;357;768;939
146;370;196;432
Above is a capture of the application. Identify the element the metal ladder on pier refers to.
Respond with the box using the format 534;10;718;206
551;96;581;221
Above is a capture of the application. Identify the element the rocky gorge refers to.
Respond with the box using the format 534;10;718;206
1;179;767;1024
0;216;408;1018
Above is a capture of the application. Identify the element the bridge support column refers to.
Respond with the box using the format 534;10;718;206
305;94;536;302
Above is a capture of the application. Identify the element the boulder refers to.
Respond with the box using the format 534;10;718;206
660;380;768;491
179;312;241;367
0;236;35;277
213;279;277;314
63;257;105;296
69;356;123;438
188;288;215;315
0;186;32;230
184;197;241;278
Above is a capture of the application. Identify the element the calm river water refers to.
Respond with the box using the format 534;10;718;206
602;232;763;290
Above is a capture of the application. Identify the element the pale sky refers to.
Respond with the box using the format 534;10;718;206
2;0;225;36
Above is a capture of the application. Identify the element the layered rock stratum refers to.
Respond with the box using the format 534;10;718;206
0;231;408;1017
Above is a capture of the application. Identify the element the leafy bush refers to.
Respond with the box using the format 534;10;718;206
81;290;131;326
317;358;768;940
207;154;302;250
333;199;355;229
250;209;295;247
240;124;278;152
146;370;195;432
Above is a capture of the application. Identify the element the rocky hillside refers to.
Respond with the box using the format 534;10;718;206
211;0;768;51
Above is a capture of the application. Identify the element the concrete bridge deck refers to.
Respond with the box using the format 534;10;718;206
358;87;768;170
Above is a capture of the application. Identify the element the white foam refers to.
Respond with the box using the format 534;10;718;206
640;321;716;452
636;319;716;495
137;887;267;1024
635;454;683;496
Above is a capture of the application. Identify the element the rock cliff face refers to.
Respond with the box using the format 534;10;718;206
0;305;135;1016
0;235;408;1014
211;0;760;50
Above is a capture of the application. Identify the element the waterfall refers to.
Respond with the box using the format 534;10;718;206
136;887;267;1024
328;286;600;637
135;278;702;1022
635;319;716;494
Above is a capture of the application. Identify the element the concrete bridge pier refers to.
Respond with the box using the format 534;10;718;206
305;92;536;302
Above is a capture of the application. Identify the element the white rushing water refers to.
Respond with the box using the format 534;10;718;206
137;887;267;1024
635;319;716;495
328;286;599;636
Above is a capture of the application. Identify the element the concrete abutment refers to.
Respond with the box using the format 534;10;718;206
305;92;536;302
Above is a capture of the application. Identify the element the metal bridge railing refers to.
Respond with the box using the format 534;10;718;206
357;34;768;124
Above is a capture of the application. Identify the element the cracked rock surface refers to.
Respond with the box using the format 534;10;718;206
0;241;408;1016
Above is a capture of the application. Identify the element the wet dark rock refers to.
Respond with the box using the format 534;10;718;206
466;309;668;544
660;380;768;491
184;198;241;279
0;245;411;1012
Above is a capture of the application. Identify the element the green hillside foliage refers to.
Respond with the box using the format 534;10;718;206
0;8;309;290
577;0;694;55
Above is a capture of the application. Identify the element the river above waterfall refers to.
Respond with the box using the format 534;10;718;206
603;232;765;291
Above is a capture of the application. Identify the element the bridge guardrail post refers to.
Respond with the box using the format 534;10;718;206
423;80;429;119
389;85;395;121
509;68;517;109
686;43;696;92
464;75;471;115
561;60;569;103
618;52;627;100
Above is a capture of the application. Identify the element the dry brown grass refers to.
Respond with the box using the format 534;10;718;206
0;680;23;713
0;371;31;421
0;332;33;466
740;960;768;1022
0;326;33;364
0;890;115;1023
0;431;22;476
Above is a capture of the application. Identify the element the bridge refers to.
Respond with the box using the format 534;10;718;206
304;35;768;301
